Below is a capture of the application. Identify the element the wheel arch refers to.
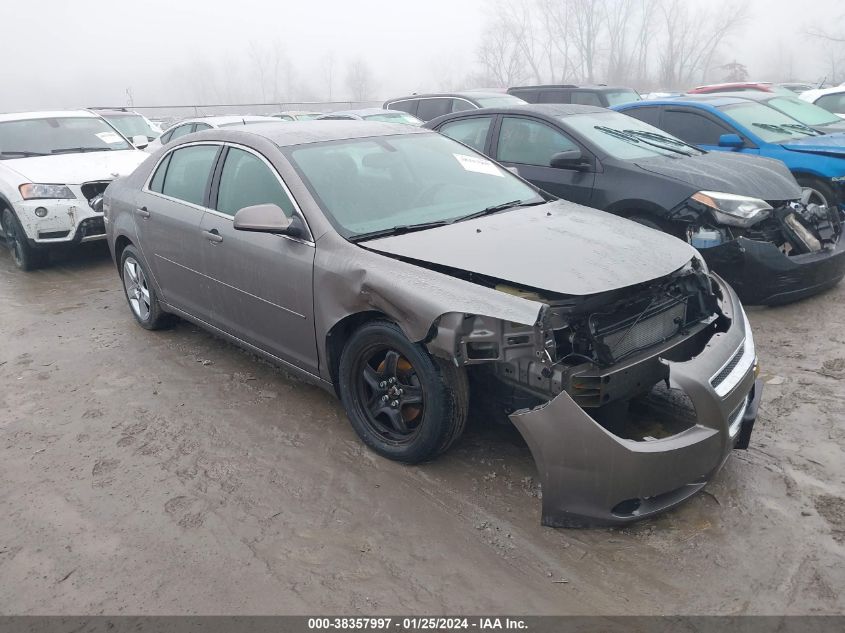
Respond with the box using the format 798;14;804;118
113;233;134;269
325;310;392;394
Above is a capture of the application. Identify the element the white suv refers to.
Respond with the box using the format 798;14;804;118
0;110;148;270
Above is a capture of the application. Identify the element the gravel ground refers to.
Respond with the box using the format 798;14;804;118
0;242;843;615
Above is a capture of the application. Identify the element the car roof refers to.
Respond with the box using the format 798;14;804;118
624;96;749;109
386;91;513;101
508;84;635;92
185;120;430;148
322;108;401;117
0;109;99;122
275;110;322;115
802;86;845;99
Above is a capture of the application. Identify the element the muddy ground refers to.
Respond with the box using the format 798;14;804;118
0;242;843;615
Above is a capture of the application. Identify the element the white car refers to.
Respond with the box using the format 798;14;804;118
144;115;281;153
0;110;148;270
799;87;845;119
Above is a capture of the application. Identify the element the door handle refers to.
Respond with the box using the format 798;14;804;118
202;229;223;244
136;206;150;219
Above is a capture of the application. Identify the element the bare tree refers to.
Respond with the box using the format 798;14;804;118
476;17;530;87
345;58;376;101
321;52;336;101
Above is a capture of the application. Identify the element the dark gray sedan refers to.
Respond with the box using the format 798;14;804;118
104;122;761;527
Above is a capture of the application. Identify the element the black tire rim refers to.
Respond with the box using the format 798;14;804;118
352;346;426;444
3;214;24;267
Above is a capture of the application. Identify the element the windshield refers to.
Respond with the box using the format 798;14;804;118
287;133;542;239
0;116;132;158
604;90;642;106
103;113;159;141
719;102;818;142
295;113;321;120
474;95;527;107
562;110;703;160
766;97;845;127
363;112;423;126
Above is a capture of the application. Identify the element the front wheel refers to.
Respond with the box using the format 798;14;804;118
1;209;45;271
337;320;468;464
120;246;171;330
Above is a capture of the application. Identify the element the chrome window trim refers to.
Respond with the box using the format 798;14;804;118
142;140;315;247
387;96;479;110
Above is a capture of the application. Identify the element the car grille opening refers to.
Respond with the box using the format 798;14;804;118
38;230;71;240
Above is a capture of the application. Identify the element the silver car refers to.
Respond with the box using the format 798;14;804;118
104;121;762;527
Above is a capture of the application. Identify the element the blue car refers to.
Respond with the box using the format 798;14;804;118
614;96;845;210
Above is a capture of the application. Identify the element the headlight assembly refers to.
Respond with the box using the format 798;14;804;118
691;190;772;227
19;183;75;200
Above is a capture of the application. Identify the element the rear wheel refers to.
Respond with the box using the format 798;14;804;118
1;209;45;271
795;176;838;209
338;320;468;463
119;246;171;330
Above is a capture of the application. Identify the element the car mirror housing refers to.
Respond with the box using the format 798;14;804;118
233;204;295;234
718;133;744;149
131;135;149;149
550;149;589;170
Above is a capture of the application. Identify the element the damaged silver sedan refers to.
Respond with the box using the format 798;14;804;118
104;122;763;527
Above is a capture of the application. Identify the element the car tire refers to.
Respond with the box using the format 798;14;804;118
119;245;171;330
337;319;469;464
1;208;45;271
795;176;838;209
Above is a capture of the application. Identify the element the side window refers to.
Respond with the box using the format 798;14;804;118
497;117;579;167
622;106;661;127
216;148;295;218
450;99;475;113
387;100;419;116
148;153;171;193
513;90;540;103
193;122;212;131
160;128;175;144
416;98;453;121
571;91;603;106
539;90;568;104
438;116;494;152
816;93;845;114
160;145;219;206
169;123;194;141
662;110;730;145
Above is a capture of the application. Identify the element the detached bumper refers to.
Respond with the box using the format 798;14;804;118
510;278;760;528
701;237;845;305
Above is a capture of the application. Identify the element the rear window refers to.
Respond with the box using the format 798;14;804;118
604;90;642;106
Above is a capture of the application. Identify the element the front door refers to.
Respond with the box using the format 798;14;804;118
493;115;596;205
199;146;318;374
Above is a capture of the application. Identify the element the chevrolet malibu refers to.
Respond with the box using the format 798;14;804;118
105;122;762;527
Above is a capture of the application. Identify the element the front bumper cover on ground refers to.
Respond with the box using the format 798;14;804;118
509;279;760;528
701;237;845;305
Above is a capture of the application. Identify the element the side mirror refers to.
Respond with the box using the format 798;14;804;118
233;204;297;235
718;133;744;149
550;149;589;170
131;135;149;149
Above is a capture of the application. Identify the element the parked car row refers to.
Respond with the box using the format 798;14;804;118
5;78;844;528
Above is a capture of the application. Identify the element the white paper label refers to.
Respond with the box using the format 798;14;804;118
96;132;124;145
453;153;504;177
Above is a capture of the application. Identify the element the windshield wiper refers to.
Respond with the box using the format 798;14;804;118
50;146;114;154
782;123;822;136
455;199;544;223
752;122;815;137
593;126;691;156
349;220;452;243
0;150;48;158
622;129;702;154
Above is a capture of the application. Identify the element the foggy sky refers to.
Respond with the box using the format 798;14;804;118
1;0;842;112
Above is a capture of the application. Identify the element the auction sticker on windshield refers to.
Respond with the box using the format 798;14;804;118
453;153;503;177
96;131;124;145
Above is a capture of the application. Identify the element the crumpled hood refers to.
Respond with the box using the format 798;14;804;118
364;201;696;296
634;152;802;201
782;132;845;158
2;150;148;184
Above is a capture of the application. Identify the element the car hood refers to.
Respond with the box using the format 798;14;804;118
1;150;148;184
363;201;696;296
781;132;845;158
634;152;802;201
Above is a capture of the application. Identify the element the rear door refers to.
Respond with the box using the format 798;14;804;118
493;115;596;204
199;145;318;373
136;143;221;318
